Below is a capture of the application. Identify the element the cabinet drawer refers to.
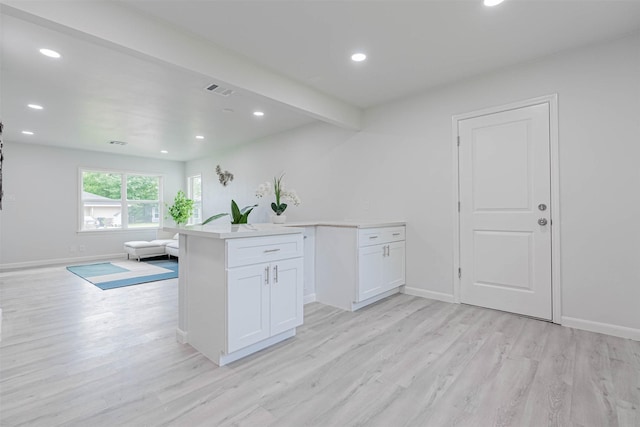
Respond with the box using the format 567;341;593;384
358;226;405;247
227;234;303;268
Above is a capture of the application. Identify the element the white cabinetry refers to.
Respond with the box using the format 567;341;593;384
302;227;316;301
183;232;303;366
316;225;406;311
227;257;303;353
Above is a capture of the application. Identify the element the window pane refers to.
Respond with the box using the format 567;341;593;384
82;209;98;230
128;202;159;228
127;175;159;201
192;176;202;201
188;175;202;225
83;203;123;230
82;172;121;200
190;203;202;225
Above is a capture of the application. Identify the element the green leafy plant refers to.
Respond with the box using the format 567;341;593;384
167;190;194;225
202;200;258;225
271;174;287;215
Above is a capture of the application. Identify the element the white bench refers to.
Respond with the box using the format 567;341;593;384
124;234;179;261
166;240;179;258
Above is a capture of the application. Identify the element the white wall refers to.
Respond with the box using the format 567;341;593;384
187;33;640;337
0;142;185;268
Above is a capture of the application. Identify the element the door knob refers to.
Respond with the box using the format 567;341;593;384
538;218;548;226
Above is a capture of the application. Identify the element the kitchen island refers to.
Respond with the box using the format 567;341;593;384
166;224;305;366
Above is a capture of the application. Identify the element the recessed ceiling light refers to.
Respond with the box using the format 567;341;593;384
39;48;61;58
160;150;169;154
22;130;34;135
195;135;205;140
351;53;367;62
28;104;43;110
253;111;265;117
484;0;505;6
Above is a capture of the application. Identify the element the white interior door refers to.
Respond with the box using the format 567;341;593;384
458;103;552;320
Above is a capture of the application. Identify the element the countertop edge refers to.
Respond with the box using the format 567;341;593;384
164;225;304;240
282;221;406;229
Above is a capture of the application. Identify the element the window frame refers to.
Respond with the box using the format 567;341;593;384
78;168;164;232
187;173;202;225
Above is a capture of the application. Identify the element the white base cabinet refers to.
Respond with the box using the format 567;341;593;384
358;241;405;301
182;232;304;366
227;257;303;353
316;225;406;311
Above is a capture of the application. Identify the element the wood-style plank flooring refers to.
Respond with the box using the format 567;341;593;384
1;264;639;426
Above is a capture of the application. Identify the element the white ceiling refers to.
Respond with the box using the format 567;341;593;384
0;12;317;161
2;0;640;161
121;0;640;108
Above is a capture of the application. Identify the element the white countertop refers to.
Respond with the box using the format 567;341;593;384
165;220;405;239
165;223;304;240
282;220;406;229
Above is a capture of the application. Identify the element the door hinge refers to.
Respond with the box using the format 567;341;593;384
458;201;460;212
457;136;460;147
458;268;462;279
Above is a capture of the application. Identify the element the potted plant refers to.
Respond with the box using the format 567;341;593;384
255;173;301;224
202;200;258;229
167;190;194;226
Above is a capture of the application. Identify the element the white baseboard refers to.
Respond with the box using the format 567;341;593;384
398;287;639;342
0;253;128;272
303;293;317;305
402;286;456;304
176;328;188;344
561;316;640;341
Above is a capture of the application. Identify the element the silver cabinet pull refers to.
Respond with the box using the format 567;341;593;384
265;266;270;285
369;236;379;239
538;218;548;226
274;265;278;284
264;248;281;253
392;233;401;236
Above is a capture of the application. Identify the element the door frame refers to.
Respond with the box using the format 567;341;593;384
451;94;561;323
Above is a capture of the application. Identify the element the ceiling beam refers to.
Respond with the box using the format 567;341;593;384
1;1;362;130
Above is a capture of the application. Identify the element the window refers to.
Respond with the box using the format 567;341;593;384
80;169;162;231
187;174;202;225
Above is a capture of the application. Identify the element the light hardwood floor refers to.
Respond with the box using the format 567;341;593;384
1;264;639;426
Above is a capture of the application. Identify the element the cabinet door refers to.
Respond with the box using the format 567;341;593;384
227;263;270;353
270;258;304;336
384;241;406;291
358;244;385;302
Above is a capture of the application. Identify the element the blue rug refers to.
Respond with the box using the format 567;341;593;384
67;259;178;290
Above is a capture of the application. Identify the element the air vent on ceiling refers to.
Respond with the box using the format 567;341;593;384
205;83;234;97
109;140;127;146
